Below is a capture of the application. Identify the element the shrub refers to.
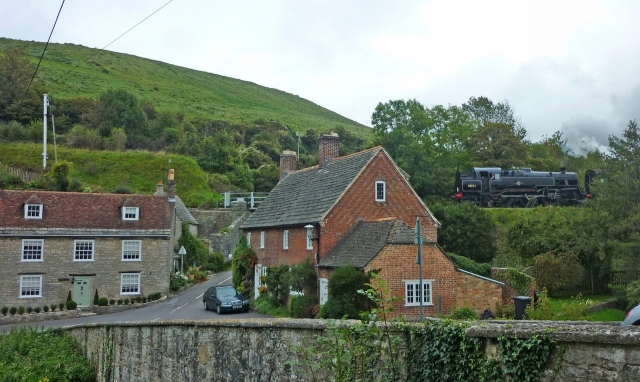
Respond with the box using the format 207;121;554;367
626;280;640;310
17;307;25;315
66;300;77;310
58;303;65;311
94;289;100;305
290;295;318;318
43;305;49;312
448;253;492;277
109;299;116;305
98;297;109;306
525;288;553;320
288;259;318;296
254;295;289;317
117;299;123;305
135;296;142;303
232;237;256;293
202;252;225;273
1;307;8;316
124;298;130;305
9;307;17;316
320;266;373;319
264;264;291;305
34;307;41;314
450;307;478;320
66;290;72;302
532;251;583;294
142;296;147;303
26;307;33;314
50;304;57;312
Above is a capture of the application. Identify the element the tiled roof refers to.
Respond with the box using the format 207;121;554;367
175;196;198;225
0;190;172;232
318;219;415;268
240;147;381;229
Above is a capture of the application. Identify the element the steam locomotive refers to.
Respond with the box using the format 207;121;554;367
452;167;592;207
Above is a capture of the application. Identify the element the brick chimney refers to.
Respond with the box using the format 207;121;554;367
154;181;164;196
280;150;297;180
318;132;339;168
167;169;176;202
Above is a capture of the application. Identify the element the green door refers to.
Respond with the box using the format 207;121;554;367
73;277;91;307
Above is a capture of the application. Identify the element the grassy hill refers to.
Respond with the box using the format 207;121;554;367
0;38;371;138
0;143;211;206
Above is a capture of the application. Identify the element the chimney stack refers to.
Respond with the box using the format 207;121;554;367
318;132;339;168
280;150;297;180
154;181;164;196
167;169;176;202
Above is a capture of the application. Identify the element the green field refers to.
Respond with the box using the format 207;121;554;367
0;38;372;138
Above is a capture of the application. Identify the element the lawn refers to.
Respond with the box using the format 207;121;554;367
546;294;624;322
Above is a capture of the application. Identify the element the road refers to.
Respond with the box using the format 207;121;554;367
0;271;272;331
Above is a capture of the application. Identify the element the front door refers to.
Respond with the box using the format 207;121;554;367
73;277;91;307
319;278;328;305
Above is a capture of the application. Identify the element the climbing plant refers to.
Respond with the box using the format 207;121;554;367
231;236;256;295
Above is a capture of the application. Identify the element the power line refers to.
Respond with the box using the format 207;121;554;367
23;0;65;99
50;0;174;85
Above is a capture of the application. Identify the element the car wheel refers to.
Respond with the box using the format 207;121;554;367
216;304;222;314
203;301;208;310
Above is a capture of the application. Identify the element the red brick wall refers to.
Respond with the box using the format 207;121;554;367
246;227;315;268
455;272;503;315
320;151;437;261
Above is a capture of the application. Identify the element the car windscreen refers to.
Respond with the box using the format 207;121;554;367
217;288;237;297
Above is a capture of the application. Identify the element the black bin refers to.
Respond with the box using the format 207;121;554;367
513;296;532;320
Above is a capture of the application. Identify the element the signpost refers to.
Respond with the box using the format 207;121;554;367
178;246;186;274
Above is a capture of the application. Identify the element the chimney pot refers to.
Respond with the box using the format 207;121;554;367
167;169;176;201
154;181;164;196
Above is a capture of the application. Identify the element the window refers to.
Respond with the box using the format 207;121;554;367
24;204;43;219
246;232;251;247
22;239;44;261
122;240;141;261
306;226;314;250
404;280;433;306
283;230;289;249
122;206;139;221
74;240;95;261
375;181;386;202
20;275;42;298
260;231;265;249
121;273;141;295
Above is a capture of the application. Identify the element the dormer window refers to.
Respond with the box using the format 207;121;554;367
122;206;139;221
375;181;386;202
24;204;43;219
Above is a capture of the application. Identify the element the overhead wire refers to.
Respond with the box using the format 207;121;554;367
49;0;175;85
23;0;66;99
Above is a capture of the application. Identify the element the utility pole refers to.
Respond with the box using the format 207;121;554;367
414;217;424;321
42;94;49;169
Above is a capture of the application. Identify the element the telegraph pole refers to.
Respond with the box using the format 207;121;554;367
42;94;49;169
414;217;424;321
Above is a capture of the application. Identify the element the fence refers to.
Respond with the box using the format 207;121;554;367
0;163;40;183
222;192;268;210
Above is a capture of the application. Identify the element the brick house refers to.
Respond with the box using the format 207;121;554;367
240;133;503;319
0;169;192;308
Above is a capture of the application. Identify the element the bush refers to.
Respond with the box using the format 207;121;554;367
264;264;291;305
98;297;109;306
109;299;116;305
26;307;33;314
448;253;492;277
525;288;553;320
17;307;25;315
58;303;65;311
50;304;57;312
135;296;142;303
450;307;478;320
94;289;100;305
117;299;123;305
202;252;225;273
626;280;640;310
254;295;289;317
43;305;49;312
34;307;41;314
290;295;318;318
1;307;8;316
124;298;130;305
66;300;77;310
142;296;147;303
532;251;583;294
9;307;17;316
320;266;372;319
66;290;72;302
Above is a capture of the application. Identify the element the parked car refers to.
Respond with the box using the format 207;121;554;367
203;285;250;314
622;303;640;326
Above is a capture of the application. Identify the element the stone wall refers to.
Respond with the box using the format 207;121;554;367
66;319;640;382
188;207;246;239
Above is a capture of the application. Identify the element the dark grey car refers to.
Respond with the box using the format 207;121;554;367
622;303;640;326
203;285;250;314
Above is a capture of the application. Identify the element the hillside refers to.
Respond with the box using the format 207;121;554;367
0;38;371;137
0;143;211;206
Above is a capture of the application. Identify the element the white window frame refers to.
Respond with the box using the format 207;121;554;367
283;230;289;249
246;232;251;247
122;206;140;221
21;239;44;262
121;240;142;261
375;181;386;202
120;273;141;295
260;231;265;249
20;275;42;298
404;280;434;307
306;227;313;250
74;239;95;261
24;204;43;219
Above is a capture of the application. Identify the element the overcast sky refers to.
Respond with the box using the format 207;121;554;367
2;0;639;152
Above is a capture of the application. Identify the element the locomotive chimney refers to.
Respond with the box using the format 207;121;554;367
319;132;339;168
561;167;566;174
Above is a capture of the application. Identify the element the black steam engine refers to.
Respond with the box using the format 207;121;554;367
452;167;592;207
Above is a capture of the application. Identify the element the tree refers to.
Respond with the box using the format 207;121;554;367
96;89;147;139
467;122;529;169
0;49;45;123
178;222;209;267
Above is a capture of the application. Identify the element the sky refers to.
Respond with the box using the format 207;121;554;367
2;0;639;152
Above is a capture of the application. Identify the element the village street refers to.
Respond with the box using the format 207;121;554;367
0;271;271;332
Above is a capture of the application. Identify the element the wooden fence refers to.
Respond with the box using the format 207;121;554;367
0;163;40;183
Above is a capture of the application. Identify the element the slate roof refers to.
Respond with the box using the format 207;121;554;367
240;147;381;229
175;196;198;225
0;190;172;233
318;219;415;268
